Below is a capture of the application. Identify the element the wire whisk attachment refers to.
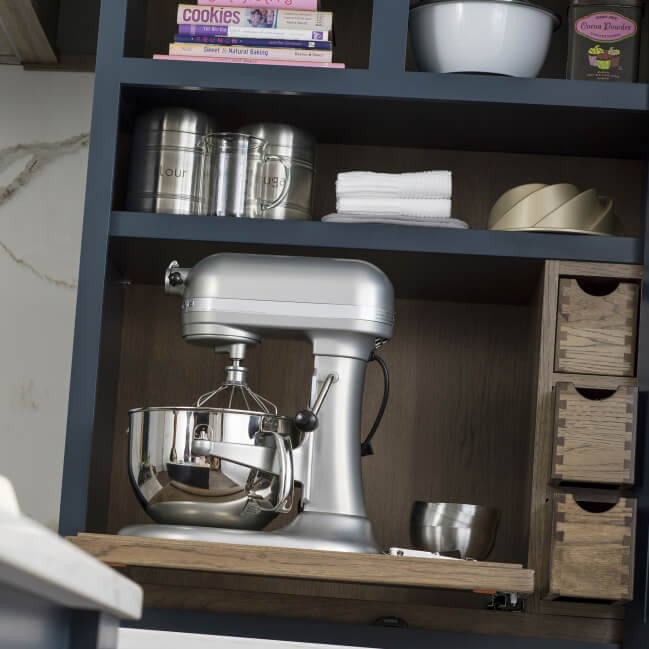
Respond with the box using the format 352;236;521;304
196;359;277;414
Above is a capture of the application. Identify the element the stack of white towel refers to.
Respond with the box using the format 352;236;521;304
323;170;468;229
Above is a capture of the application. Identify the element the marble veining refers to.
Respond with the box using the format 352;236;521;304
0;134;89;289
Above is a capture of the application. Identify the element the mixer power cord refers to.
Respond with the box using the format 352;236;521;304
361;352;390;457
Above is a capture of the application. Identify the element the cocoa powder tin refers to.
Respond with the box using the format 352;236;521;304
567;0;644;82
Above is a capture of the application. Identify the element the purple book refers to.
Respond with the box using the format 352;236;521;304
177;23;329;41
175;34;331;49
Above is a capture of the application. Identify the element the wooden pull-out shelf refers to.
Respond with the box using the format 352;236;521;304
69;534;534;594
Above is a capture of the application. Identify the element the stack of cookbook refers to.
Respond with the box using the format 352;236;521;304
153;0;342;69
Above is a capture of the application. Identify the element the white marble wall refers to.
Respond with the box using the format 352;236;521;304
0;67;95;529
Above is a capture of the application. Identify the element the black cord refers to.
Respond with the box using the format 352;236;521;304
361;351;390;457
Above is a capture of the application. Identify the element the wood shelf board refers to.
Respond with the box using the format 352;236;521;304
136;582;621;645
119;80;649;158
69;534;535;594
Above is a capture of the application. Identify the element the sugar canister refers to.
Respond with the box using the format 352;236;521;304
240;123;316;220
126;107;218;215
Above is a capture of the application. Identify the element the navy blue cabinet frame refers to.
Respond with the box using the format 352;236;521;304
60;0;649;646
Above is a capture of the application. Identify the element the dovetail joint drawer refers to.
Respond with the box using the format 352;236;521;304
549;493;636;602
554;278;639;377
551;382;637;486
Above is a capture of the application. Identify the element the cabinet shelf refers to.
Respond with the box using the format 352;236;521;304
119;68;649;157
110;211;642;264
108;213;642;302
69;534;534;594
121;59;648;112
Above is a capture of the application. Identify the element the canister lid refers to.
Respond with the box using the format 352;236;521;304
240;123;316;160
134;107;218;136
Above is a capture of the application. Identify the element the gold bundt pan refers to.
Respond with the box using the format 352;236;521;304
488;183;621;236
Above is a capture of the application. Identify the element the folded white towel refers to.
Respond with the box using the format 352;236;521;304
336;196;452;219
336;170;452;199
322;213;469;229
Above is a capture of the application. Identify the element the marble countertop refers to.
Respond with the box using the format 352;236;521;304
0;476;142;620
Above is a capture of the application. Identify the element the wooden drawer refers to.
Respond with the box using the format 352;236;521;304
555;278;639;377
552;383;637;486
549;493;636;602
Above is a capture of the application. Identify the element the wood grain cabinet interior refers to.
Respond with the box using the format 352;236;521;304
554;278;640;377
549;493;636;602
551;382;637;486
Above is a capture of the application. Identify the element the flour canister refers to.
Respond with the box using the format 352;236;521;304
240;123;316;220
126;108;218;215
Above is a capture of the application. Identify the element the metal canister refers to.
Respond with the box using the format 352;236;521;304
240;123;316;220
126;108;218;215
567;0;644;82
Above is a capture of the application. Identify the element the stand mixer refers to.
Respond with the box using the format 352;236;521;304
121;252;395;553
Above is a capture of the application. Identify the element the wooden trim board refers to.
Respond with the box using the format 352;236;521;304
69;534;535;594
0;0;56;64
551;373;637;389
527;260;561;610
557;262;643;280
139;582;621;645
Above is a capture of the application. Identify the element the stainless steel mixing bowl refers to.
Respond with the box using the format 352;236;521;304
128;407;300;529
410;502;500;560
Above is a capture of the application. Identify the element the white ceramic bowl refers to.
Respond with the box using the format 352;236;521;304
409;0;560;78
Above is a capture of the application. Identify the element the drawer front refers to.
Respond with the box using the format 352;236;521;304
549;493;636;601
552;383;637;486
555;278;639;377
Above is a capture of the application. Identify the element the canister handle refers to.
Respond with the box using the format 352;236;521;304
261;154;292;212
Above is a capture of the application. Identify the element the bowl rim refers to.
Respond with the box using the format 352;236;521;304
410;0;562;30
128;406;293;421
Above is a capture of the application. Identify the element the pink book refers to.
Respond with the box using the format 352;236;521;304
169;41;332;62
153;54;344;68
197;0;319;9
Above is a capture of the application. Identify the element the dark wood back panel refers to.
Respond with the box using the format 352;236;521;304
314;143;647;237
106;286;536;565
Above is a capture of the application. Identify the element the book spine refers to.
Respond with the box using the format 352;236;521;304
169;42;333;62
177;5;333;30
154;54;344;68
196;0;318;9
174;34;331;50
177;24;329;40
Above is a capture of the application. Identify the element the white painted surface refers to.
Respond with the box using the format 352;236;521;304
0;475;19;514
119;629;376;649
0;474;142;619
0;66;94;529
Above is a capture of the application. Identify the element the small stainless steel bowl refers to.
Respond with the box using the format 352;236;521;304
410;502;500;560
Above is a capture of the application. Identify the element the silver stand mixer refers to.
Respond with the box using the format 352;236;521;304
121;253;395;553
